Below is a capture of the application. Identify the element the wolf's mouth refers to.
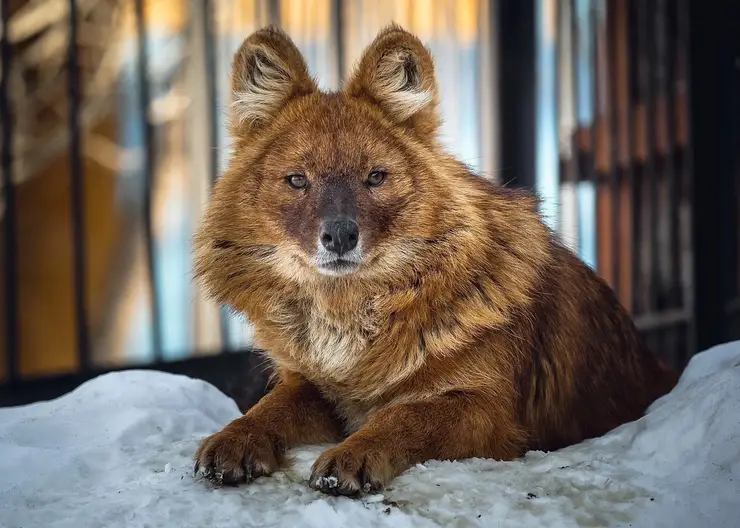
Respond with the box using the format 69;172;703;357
317;258;361;275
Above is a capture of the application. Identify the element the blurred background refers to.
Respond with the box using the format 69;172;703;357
1;0;738;407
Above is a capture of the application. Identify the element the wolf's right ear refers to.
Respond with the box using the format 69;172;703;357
230;26;317;134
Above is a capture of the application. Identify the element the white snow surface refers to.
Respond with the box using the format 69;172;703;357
2;342;740;528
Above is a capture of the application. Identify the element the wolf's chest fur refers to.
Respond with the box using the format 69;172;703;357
299;301;380;383
294;304;382;431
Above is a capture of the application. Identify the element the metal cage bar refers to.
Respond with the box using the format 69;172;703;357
201;0;231;351
1;0;19;384
67;0;91;370
135;0;164;363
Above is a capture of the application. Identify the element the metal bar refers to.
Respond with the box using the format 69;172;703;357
627;0;640;311
201;0;231;351
187;0;224;353
255;0;264;26
569;0;579;190
552;0;562;199
606;0;621;301
647;0;667;358
557;0;579;251
689;0;737;352
638;0;659;314
532;0;558;230
203;0;219;189
568;0;585;259
331;0;346;84
731;14;740;316
676;0;692;363
626;0;644;315
478;0;501;181
633;307;690;332
1;0;19;384
611;0;634;312
497;0;537;188
573;0;590;188
134;0;163;361
652;0;673;311
267;0;280;26
662;0;681;310
591;0;611;284
67;0;90;370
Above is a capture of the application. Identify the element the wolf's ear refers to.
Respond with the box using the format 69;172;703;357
344;24;440;138
230;26;317;134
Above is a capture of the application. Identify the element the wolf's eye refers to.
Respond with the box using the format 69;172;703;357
367;170;386;187
286;174;307;189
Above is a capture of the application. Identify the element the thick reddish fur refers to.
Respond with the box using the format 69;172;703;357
193;24;677;496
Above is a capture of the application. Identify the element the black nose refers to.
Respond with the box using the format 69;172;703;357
320;218;359;255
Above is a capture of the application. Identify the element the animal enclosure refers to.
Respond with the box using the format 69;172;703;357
1;0;738;406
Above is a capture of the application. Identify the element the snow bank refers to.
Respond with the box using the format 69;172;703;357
1;342;739;528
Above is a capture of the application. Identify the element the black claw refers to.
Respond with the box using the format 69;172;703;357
309;468;363;497
360;478;382;494
243;460;255;481
250;464;265;480
358;461;382;494
193;461;200;477
221;471;245;486
311;477;360;497
336;482;361;497
210;469;224;485
245;458;267;483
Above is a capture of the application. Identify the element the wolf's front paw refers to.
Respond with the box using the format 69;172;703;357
194;422;283;486
309;441;399;496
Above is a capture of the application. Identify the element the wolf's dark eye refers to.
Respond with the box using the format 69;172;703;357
367;170;386;187
286;174;307;189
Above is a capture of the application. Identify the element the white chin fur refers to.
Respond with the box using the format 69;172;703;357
315;264;360;277
313;244;364;277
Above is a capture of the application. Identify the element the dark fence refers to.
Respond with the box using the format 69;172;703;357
1;0;739;407
500;0;740;367
691;0;740;348
1;0;273;409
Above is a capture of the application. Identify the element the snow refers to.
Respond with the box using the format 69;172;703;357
1;342;740;528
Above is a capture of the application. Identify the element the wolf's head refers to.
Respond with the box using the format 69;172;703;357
194;24;543;311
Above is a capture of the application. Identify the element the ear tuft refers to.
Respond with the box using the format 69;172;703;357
345;24;440;136
231;26;316;133
373;48;433;121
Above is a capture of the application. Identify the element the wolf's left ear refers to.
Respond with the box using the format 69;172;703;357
344;24;440;138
